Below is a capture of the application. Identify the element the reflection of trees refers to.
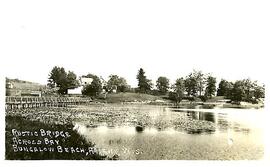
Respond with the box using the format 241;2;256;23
199;112;215;123
233;124;250;134
186;111;198;120
216;114;250;134
186;111;216;123
184;111;216;134
217;117;229;132
216;113;230;132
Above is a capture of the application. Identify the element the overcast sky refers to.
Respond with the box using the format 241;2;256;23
1;0;269;87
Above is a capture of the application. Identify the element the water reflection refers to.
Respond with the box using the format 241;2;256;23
73;106;264;160
185;111;216;123
186;128;215;134
200;112;216;123
172;109;252;135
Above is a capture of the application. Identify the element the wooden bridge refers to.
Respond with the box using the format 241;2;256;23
5;96;93;110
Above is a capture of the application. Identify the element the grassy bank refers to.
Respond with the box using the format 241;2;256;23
98;93;264;109
101;92;168;103
5;115;107;160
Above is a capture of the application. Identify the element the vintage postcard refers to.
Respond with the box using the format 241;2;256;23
1;1;269;167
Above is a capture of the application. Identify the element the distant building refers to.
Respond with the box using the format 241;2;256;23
79;77;93;86
67;86;84;95
67;76;93;95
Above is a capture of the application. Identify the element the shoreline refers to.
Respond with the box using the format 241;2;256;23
93;100;264;109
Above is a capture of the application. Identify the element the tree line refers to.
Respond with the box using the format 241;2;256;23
47;66;265;103
47;66;130;97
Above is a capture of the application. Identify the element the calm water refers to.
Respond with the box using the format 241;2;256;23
74;105;265;160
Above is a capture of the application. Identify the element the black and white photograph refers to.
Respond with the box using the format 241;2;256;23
0;0;269;166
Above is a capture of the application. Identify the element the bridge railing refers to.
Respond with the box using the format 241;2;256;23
5;96;93;110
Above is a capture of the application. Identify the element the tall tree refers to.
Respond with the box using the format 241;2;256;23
66;71;80;89
184;76;196;96
195;71;205;96
107;75;120;92
253;83;265;99
204;75;216;98
217;79;228;96
242;79;254;102
107;75;129;93
156;76;170;95
184;70;205;97
118;77;129;92
169;78;185;103
48;66;66;88
217;79;234;98
48;66;79;94
230;80;245;102
136;68;152;93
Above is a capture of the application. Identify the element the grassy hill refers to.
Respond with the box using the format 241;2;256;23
6;78;46;96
